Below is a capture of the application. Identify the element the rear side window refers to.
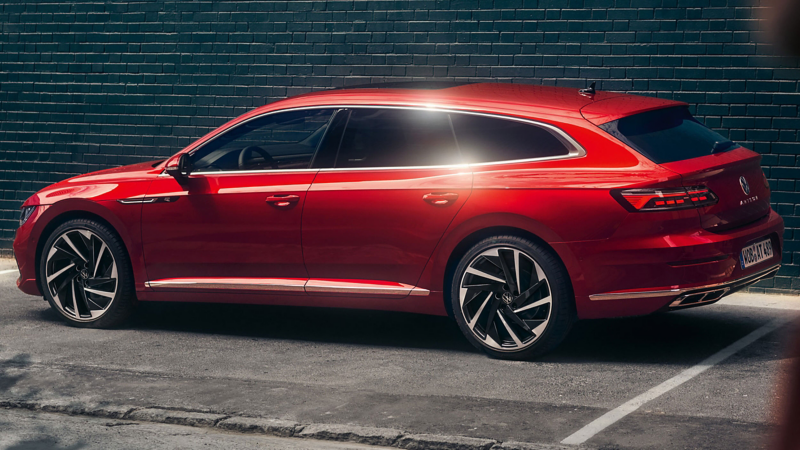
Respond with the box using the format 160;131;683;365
450;114;572;164
334;108;461;168
599;106;740;164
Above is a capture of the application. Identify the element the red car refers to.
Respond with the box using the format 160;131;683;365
13;82;784;359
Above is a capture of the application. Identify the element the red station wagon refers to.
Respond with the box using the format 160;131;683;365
13;82;784;359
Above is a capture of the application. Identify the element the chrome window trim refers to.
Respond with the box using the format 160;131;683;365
166;104;586;176
190;168;320;176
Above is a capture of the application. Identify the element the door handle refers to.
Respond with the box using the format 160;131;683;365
423;192;459;206
266;194;300;207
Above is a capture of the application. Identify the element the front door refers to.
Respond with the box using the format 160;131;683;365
140;108;336;290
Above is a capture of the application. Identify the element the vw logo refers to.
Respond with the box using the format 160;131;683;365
501;291;514;305
739;176;750;195
80;269;90;280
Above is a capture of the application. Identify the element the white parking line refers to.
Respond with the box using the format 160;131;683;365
561;316;794;446
0;269;19;275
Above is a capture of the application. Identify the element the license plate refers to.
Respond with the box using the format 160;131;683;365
740;239;773;270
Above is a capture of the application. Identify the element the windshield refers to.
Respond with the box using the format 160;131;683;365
599;106;740;164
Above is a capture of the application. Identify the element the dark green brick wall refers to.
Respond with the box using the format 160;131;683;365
1;0;799;293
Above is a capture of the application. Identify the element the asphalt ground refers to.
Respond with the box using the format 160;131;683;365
1;258;798;449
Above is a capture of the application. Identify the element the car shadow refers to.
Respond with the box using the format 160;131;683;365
128;302;476;352
59;300;786;365
542;310;781;364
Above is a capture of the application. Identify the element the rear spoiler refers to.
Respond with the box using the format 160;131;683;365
580;96;687;126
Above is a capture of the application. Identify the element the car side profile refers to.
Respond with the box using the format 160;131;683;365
13;82;784;359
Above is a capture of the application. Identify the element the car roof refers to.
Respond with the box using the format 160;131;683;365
250;82;686;125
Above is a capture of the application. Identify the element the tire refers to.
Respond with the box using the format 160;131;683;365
450;235;575;360
39;218;136;328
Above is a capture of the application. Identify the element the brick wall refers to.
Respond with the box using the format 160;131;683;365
1;0;798;293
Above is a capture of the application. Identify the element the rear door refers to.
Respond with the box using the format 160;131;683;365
301;108;472;294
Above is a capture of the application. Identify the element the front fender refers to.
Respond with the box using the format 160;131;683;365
23;198;147;294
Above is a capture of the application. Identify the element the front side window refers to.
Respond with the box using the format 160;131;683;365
334;108;461;168
450;114;572;164
191;109;335;172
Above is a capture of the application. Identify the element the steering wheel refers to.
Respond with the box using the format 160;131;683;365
238;145;277;170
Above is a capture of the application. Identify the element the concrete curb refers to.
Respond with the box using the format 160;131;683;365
217;416;301;437
127;407;228;427
396;433;496;450
298;423;404;447
0;399;591;449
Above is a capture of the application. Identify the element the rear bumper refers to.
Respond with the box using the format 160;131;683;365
590;263;779;306
566;209;785;319
664;264;779;309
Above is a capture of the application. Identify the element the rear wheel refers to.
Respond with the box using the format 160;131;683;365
40;219;135;328
450;235;575;360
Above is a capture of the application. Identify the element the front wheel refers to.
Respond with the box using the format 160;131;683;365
40;219;136;328
450;235;575;360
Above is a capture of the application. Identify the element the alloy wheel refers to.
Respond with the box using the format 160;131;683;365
459;247;552;351
44;228;118;322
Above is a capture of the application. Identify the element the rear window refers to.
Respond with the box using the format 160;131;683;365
599;106;740;164
450;114;572;164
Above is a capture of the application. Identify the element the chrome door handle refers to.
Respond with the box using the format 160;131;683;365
266;194;300;207
423;192;458;206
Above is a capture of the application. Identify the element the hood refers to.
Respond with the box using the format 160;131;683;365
23;160;163;207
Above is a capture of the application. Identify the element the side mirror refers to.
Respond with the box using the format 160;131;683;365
166;153;192;181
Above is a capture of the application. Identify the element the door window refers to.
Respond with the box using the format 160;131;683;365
334;108;461;168
190;108;335;172
450;113;572;164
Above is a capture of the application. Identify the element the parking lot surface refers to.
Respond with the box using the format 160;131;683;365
1;258;798;449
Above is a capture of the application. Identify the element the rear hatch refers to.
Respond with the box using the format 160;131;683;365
591;105;771;232
659;148;770;232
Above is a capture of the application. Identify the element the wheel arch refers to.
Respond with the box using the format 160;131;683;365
440;225;573;318
33;201;140;295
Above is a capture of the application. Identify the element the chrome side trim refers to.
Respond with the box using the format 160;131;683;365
118;196;180;204
145;278;431;297
146;278;306;293
305;279;429;296
165;104;586;177
410;287;431;296
589;264;781;301
117;198;157;204
589;289;683;301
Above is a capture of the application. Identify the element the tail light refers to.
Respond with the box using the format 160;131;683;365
614;186;718;212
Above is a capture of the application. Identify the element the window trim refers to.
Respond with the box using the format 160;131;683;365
168;105;586;176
